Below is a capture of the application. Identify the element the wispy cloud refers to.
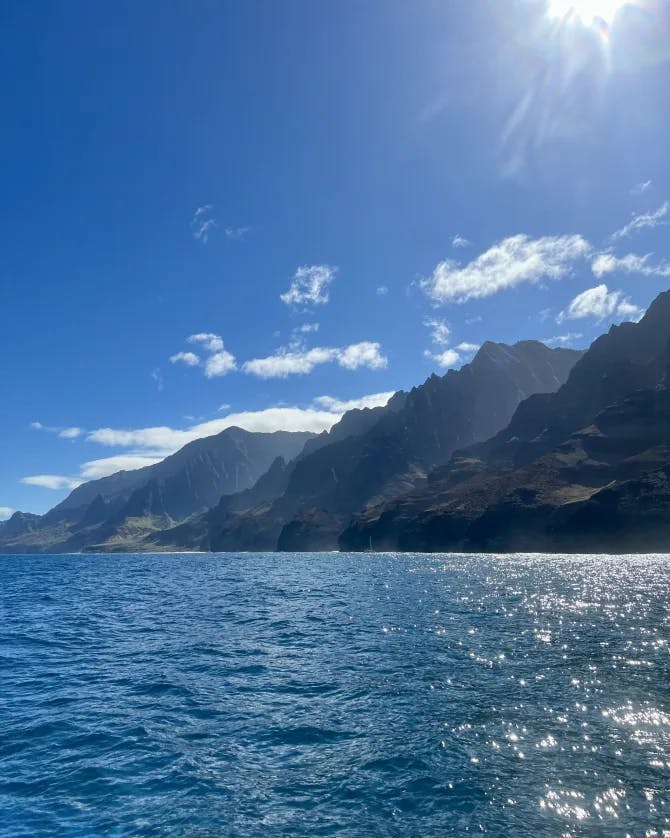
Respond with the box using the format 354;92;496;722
79;454;169;480
191;205;216;243
280;265;336;307
543;332;583;347
295;322;319;334
630;180;652;196
422;315;478;370
592;251;670;278
242;341;387;379
451;234;471;249
223;226;252;240
422;234;591;304
423;317;451;346
611;202;668;240
376;285;389;296
151;369;164;392
21;475;83;490
0;507;15;520
557;284;644;324
312;392;394;413
191;206;251;243
30;422;83;440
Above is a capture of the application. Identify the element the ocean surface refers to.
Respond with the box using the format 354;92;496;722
1;553;669;837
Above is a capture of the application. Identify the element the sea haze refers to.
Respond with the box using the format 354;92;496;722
1;552;669;836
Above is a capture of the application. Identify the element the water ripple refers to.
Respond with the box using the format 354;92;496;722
0;552;669;835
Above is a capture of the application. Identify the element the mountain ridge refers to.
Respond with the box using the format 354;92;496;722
202;340;583;552
0;427;316;553
340;291;670;553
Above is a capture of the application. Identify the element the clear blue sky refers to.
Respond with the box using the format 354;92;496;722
2;0;669;516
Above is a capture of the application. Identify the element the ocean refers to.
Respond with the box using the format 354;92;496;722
1;552;668;836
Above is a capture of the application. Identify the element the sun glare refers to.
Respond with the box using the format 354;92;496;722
547;0;627;26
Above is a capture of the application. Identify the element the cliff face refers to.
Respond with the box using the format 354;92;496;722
205;343;583;552
340;292;670;554
0;428;316;553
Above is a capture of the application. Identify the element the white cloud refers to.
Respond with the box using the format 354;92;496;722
200;407;342;435
190;207;250;243
21;475;83;490
191;205;216;243
312;392;394;413
88;426;192;450
31;421;85;439
242;341;387;379
591;251;670;278
170;351;200;367
376;285;389;296
170;334;237;378
611;202;668;240
424;317;451;346
24;391;398;486
423;318;476;367
88;394;392;454
424;348;461;369
0;507;14;520
224;226;251;239
557;285;644;324
452;234;471;249
80;454;169;480
151;369;164;392
296;322;320;334
204;350;237;378
422;234;591;304
338;342;387;371
243;347;336;378
280;265;336;307
59;427;82;439
543;332;583;347
187;333;225;353
630;180;652;196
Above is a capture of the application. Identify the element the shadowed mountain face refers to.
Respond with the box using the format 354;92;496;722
11;289;669;557
340;291;670;553
202;342;583;552
0;428;315;553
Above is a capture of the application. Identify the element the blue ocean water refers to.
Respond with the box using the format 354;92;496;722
1;553;669;836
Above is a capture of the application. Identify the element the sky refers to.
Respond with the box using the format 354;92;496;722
2;0;670;517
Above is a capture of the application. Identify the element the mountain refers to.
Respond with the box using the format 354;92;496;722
340;291;670;553
200;341;582;551
150;396;409;551
0;427;316;553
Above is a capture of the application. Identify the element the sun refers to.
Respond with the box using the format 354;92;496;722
546;0;627;26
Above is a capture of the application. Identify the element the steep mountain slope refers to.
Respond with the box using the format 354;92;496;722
205;342;582;551
340;291;670;553
0;427;315;553
150;396;409;551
